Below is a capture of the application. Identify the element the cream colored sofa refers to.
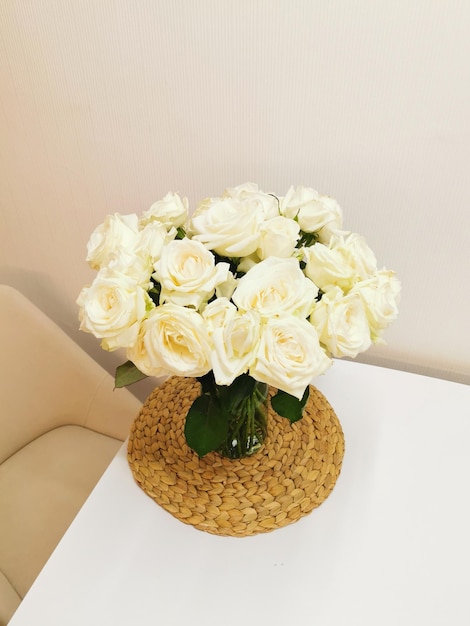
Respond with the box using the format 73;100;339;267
0;285;142;625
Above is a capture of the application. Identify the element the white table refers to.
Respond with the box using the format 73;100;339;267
9;361;470;625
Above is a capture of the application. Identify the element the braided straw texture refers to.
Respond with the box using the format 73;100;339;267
127;376;344;537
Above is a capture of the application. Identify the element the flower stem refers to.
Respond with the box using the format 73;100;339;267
217;380;268;459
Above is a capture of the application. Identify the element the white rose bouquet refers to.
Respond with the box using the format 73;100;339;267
78;183;400;458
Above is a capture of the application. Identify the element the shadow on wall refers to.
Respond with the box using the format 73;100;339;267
0;267;158;402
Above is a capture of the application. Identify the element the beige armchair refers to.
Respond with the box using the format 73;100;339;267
0;285;142;625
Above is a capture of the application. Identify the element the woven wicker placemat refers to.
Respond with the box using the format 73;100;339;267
127;376;344;537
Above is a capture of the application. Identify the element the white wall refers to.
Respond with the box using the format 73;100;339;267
1;1;469;399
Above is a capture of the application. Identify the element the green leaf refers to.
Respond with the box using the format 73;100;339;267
216;373;257;412
115;361;148;388
184;395;229;457
271;386;309;423
197;371;217;395
296;230;320;249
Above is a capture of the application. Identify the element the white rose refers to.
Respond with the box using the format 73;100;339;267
137;221;177;263
224;182;261;197
280;186;345;241
189;196;265;257
256;216;300;259
211;310;261;385
310;286;372;358
279;186;318;219
127;304;211;378
314;196;345;243
77;270;151;351
214;271;238;300
250;316;331;399
303;241;353;292
201;297;237;334
153;238;230;309
237;253;261;273
141;192;188;229
86;213;140;270
105;223;178;290
224;182;279;219
339;233;377;279
106;248;153;289
303;233;377;292
232;256;318;319
350;270;401;342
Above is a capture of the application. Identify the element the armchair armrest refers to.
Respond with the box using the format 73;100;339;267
0;285;141;464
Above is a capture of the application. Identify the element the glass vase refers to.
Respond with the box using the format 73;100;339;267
216;378;269;459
